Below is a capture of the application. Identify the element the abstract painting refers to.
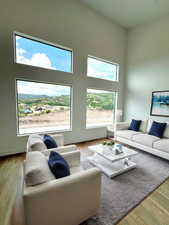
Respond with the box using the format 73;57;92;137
150;91;169;117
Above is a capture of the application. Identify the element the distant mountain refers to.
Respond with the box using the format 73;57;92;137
18;93;49;99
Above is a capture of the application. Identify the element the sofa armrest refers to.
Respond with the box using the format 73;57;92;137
24;168;101;225
115;122;130;131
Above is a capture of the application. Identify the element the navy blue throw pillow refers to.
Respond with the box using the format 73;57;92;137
43;134;58;149
128;119;142;131
48;151;70;179
149;121;167;138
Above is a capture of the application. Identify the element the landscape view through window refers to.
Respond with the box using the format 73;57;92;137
86;89;116;127
17;80;71;134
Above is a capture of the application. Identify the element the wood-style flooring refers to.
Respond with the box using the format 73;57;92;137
118;179;169;225
0;153;25;225
1;139;169;225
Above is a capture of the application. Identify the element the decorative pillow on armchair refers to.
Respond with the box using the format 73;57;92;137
48;151;70;179
43;134;58;149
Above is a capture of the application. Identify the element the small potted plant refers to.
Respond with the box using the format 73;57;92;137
102;140;115;150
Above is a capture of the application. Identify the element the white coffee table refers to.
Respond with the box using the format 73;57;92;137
88;144;138;178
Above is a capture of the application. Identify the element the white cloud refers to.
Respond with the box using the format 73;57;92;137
87;57;116;80
16;37;56;70
16;47;56;70
16;36;21;40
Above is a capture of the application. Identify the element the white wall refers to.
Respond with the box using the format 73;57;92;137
124;15;169;122
0;0;127;156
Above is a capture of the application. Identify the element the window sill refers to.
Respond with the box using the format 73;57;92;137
86;124;112;129
17;128;72;137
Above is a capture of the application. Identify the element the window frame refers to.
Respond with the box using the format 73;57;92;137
13;31;73;73
86;88;118;129
15;78;73;136
87;55;119;82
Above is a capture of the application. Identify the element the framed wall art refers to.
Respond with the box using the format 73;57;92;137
150;91;169;117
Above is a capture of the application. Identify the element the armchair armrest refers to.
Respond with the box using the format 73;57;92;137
115;122;130;131
51;133;64;146
56;145;77;153
41;145;77;157
24;168;101;225
61;151;80;167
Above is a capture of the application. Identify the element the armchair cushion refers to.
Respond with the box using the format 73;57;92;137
27;134;47;152
48;151;70;179
25;151;55;186
43;134;58;149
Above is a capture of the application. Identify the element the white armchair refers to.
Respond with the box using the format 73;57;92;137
27;133;77;155
24;150;102;225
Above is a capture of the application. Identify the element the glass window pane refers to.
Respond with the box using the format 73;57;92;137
17;80;71;134
87;56;118;81
86;89;116;127
15;34;72;73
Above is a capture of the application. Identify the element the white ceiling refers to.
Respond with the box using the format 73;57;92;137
80;0;169;28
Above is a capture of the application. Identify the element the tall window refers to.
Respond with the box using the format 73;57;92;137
14;33;72;73
16;80;71;135
86;89;117;128
87;56;119;81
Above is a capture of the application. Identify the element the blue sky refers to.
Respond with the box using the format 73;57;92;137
87;57;117;81
16;35;72;72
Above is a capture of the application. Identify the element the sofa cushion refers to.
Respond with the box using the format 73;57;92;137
148;121;167;138
153;139;169;153
43;134;58;149
27;134;47;152
132;134;160;147
48;151;70;179
139;120;148;133
163;123;169;138
116;130;141;140
128;119;142;131
25;151;55;186
147;119;153;133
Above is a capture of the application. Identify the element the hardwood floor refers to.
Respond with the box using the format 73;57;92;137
1;139;169;225
118;179;169;225
0;153;25;225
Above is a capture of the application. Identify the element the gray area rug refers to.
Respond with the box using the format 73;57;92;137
80;148;169;225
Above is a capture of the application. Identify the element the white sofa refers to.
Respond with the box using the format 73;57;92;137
24;136;102;225
115;119;169;160
27;133;77;155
